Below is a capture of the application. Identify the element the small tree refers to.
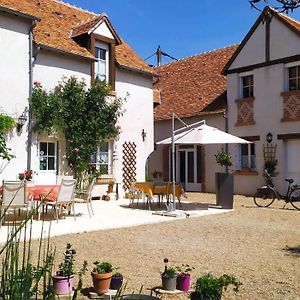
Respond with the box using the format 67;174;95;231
30;77;123;177
249;0;300;13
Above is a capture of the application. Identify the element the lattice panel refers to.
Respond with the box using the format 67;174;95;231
122;142;137;191
263;144;277;162
236;98;255;126
283;93;300;121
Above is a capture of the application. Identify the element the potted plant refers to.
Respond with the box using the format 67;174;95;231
191;273;241;300
109;270;123;290
161;265;178;291
214;148;234;209
52;243;76;295
176;264;195;291
264;159;278;177
91;261;113;295
107;181;115;193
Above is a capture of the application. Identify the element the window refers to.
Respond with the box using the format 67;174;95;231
95;45;108;82
90;142;112;175
288;66;300;91
39;142;56;171
236;144;256;170
241;75;254;98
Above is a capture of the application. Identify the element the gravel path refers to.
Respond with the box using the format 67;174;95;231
30;193;300;300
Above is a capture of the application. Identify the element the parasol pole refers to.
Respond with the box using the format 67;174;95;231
171;113;176;211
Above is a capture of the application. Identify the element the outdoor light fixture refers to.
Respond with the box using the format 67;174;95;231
141;129;147;141
266;132;273;143
17;108;28;132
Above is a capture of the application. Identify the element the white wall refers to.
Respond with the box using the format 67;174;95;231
0;13;31;181
227;63;300;195
115;68;154;194
270;17;300;60
229;22;265;70
93;22;114;39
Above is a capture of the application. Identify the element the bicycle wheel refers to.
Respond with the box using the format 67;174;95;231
289;188;300;210
254;187;276;207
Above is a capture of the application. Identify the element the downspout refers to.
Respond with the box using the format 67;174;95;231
224;109;229;174
27;21;37;170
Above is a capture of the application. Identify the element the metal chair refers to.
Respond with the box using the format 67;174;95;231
1;180;32;223
39;178;76;222
75;176;95;218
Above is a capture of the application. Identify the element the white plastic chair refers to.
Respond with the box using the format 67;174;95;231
1;180;32;222
75;177;95;217
39;178;76;222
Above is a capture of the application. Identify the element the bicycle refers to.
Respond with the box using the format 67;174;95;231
253;170;300;210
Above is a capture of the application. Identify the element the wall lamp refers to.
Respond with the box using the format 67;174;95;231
266;132;273;143
141;129;147;142
17;108;28;132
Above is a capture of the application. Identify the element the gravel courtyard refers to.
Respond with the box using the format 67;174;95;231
30;193;300;300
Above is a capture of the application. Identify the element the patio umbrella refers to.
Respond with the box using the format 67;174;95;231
157;123;250;145
156;119;250;212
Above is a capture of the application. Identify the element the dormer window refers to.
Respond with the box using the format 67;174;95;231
95;42;109;82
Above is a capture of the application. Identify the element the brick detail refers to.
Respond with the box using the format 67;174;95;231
281;91;300;122
235;97;255;126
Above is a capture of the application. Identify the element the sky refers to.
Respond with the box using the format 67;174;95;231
66;0;300;66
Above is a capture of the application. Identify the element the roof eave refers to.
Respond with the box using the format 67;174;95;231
0;5;40;21
116;62;157;77
37;44;96;62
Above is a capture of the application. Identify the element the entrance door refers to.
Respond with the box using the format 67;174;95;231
177;146;201;191
286;139;300;184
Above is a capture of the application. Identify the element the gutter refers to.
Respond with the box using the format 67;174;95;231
27;20;38;171
116;62;158;78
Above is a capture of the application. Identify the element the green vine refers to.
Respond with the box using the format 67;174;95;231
30;77;123;177
0;113;16;161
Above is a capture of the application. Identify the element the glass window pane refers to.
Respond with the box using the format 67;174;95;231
48;143;55;156
100;164;108;174
289;67;297;79
90;152;97;164
249;86;254;97
241;144;248;155
243;87;249;98
242;76;249;86
100;153;108;164
39;157;47;170
249;75;253;85
40;142;47;156
100;143;109;152
100;49;106;60
289;79;297;91
48;157;55;170
188;152;194;183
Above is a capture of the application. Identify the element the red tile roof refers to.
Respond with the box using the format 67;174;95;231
70;14;104;38
0;0;152;73
154;45;238;121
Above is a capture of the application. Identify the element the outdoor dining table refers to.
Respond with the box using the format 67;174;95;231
133;182;182;208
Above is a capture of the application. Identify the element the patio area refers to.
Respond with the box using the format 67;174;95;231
0;194;232;243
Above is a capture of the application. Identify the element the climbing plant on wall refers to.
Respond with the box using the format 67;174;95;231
0;113;15;161
30;77;123;177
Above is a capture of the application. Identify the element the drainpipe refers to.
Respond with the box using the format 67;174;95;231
224;109;229;174
27;21;37;171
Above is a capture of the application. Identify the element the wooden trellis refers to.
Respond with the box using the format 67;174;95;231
122;142;137;191
263;143;277;162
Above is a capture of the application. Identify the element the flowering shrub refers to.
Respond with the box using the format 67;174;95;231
18;170;33;181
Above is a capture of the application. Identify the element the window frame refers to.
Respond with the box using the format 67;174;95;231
239;73;254;99
236;143;256;171
90;141;113;175
39;141;57;172
95;41;109;83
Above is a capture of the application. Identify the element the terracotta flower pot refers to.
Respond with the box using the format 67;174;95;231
52;273;75;295
91;271;112;295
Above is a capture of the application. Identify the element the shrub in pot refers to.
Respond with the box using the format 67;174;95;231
176;264;195;291
110;271;123;290
161;266;178;291
91;261;113;295
190;273;241;300
52;243;76;295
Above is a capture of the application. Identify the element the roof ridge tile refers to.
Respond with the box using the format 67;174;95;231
50;0;97;16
